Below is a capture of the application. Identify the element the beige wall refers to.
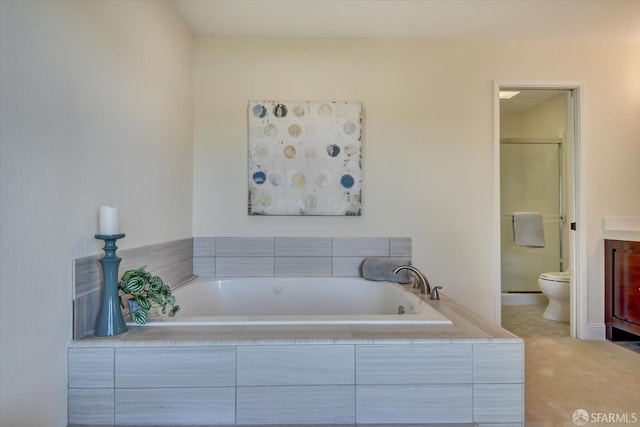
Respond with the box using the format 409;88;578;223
193;37;640;333
518;93;569;139
0;1;193;425
501;93;568;139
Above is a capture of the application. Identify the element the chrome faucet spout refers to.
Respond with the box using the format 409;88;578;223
393;265;431;295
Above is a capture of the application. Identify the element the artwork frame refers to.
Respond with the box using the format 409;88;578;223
248;100;362;216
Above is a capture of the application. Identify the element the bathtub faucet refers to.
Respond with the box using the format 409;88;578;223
393;265;431;295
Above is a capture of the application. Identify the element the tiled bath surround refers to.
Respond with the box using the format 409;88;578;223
193;236;412;277
68;298;524;426
70;236;524;425
69;341;523;425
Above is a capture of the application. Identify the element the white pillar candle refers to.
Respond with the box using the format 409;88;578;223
99;206;120;235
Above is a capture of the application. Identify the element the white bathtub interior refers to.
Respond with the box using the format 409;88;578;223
134;276;452;326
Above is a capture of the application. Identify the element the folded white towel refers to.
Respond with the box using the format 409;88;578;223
361;257;411;283
512;212;545;248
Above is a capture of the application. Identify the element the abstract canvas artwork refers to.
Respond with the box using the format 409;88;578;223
248;101;362;216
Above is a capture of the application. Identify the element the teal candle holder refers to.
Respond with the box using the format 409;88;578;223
94;233;127;337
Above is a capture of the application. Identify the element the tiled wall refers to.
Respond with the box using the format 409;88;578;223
73;238;195;340
193;237;411;277
68;342;523;425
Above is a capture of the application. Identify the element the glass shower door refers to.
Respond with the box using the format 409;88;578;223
500;140;563;293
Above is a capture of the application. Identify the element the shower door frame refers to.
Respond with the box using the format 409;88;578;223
493;81;585;339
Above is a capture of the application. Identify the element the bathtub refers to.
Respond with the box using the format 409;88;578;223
136;276;452;326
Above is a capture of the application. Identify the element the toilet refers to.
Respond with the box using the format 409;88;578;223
538;270;570;321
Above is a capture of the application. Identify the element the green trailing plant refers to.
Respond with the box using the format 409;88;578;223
118;266;180;324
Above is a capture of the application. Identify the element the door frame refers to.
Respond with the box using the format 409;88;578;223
493;81;586;339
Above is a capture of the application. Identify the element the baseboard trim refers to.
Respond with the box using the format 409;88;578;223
501;292;548;305
582;323;606;340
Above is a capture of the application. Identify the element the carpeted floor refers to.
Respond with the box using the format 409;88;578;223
502;305;640;426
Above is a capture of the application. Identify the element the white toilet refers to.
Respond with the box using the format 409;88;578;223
538;270;570;321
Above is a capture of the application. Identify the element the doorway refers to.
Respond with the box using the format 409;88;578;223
494;83;583;339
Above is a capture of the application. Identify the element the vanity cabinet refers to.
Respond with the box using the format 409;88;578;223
605;239;640;340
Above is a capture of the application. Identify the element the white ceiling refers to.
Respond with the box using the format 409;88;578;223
175;0;640;42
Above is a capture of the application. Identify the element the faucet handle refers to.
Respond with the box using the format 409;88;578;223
430;285;442;300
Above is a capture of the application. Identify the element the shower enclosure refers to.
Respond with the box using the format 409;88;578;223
500;138;565;293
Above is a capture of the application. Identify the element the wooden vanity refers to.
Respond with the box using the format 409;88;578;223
605;239;640;340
